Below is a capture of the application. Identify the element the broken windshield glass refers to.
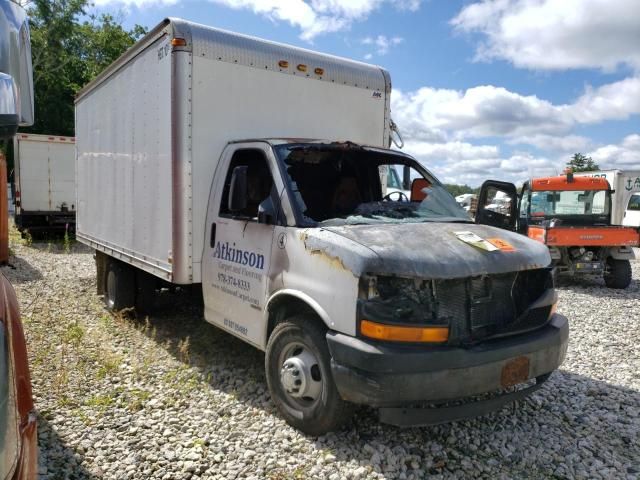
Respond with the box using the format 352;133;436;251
275;143;470;226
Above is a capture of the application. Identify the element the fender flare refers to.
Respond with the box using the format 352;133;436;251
264;289;333;340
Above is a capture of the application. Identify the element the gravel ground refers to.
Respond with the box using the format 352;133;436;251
3;234;639;480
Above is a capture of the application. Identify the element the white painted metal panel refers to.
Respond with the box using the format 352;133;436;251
76;18;390;284
14;134;75;213
48;142;75;211
190;56;388;281
76;34;174;280
16;139;48;212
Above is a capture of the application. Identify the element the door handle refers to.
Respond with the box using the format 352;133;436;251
210;223;216;248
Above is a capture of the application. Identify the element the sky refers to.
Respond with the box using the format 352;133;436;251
90;0;640;186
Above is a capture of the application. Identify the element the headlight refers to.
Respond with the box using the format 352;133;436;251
358;275;449;343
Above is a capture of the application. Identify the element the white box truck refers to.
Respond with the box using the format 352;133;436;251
13;133;76;234
76;18;568;435
576;170;640;227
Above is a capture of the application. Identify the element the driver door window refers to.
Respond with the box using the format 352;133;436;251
219;150;274;220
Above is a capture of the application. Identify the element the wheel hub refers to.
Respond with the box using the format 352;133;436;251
279;348;322;401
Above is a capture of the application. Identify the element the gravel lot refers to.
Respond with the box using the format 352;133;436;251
3;235;639;480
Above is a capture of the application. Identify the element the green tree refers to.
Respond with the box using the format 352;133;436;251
566;152;599;172
25;0;147;136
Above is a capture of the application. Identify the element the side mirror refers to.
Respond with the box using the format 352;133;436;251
228;166;248;212
258;196;276;225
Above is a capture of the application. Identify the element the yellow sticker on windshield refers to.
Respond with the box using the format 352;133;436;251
487;238;516;252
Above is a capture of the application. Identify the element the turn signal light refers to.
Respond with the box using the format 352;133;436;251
171;38;187;47
360;320;449;343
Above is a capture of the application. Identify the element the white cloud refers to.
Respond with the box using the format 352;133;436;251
451;0;640;71
362;35;403;56
93;0;177;5
588;134;640;168
507;134;593;153
401;139;558;185
391;76;640;143
92;0;422;39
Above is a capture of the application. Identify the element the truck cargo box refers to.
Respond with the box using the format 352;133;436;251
13;133;76;233
75;18;392;284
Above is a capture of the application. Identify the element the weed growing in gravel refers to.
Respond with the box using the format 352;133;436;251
63;322;85;347
23;230;32;246
96;351;123;379
63;224;71;253
85;393;115;411
127;388;151;411
178;336;191;364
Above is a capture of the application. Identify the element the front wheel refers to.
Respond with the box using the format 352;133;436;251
604;258;632;289
265;315;354;436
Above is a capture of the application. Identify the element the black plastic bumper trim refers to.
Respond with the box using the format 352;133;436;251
378;374;550;427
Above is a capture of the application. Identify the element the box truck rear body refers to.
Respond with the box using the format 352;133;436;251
13;133;75;233
576;170;640;226
75;18;391;283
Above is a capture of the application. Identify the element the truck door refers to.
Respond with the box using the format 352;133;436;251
202;144;282;348
475;180;518;231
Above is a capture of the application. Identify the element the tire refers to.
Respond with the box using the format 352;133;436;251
603;258;632;289
265;314;354;436
105;260;135;311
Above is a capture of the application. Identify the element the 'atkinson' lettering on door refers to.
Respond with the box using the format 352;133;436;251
213;241;265;270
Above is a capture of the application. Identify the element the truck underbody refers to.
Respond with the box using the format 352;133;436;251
15;211;75;236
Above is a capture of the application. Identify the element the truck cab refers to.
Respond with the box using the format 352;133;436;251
476;174;639;288
197;139;568;433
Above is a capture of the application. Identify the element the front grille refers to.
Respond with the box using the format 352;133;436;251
360;268;553;345
432;268;553;345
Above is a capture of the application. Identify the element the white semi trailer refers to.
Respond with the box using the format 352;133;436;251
76;18;568;435
13;133;76;234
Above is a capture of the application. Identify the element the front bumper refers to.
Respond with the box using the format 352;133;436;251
327;314;568;425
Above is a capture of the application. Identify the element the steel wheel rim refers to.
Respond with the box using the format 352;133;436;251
278;341;323;409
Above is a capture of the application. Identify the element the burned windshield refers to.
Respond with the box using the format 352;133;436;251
275;144;470;226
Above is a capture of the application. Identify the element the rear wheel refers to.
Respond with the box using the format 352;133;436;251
265;314;354;436
105;260;135;311
604;258;632;289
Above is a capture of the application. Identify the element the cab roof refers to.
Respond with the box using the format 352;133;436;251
531;175;610;192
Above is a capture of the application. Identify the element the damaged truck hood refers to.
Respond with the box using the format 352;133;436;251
302;222;551;278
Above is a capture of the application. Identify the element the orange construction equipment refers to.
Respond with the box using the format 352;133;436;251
475;173;640;289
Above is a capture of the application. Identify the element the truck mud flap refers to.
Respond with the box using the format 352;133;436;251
378;373;550;427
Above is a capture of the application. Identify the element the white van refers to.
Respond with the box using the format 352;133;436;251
76;18;568;435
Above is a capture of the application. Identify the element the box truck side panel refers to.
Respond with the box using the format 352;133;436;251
76;35;174;279
189;56;388;280
16;139;49;211
47;141;75;211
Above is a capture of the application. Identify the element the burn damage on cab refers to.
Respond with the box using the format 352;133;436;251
359;268;555;345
